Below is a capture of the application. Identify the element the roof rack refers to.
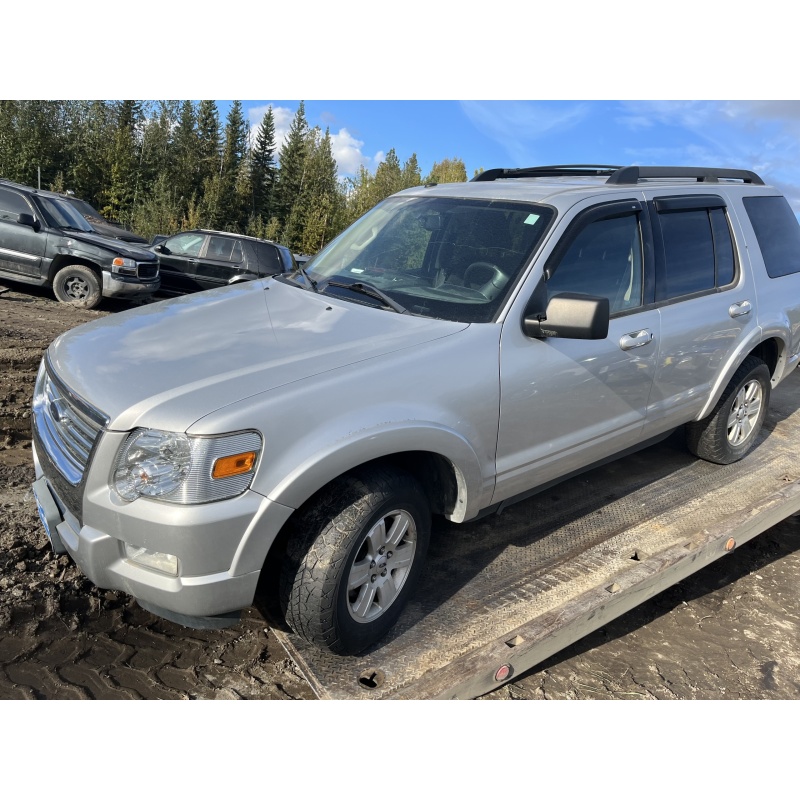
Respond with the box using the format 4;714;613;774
605;166;765;185
472;165;622;182
471;164;766;186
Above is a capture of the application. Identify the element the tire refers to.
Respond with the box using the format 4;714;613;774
52;265;102;309
280;468;431;655
686;355;771;465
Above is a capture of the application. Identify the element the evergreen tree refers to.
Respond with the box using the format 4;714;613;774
172;100;200;217
295;128;343;253
251;106;277;222
218;100;250;231
102;101;143;224
274;101;310;235
402;153;422;188
196;100;221;187
373;148;403;203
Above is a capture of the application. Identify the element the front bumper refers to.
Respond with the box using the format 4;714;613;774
31;436;295;621
102;272;160;299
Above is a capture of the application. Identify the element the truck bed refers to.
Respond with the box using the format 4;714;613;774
274;369;800;699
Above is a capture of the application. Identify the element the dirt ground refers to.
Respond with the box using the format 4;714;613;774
1;280;799;701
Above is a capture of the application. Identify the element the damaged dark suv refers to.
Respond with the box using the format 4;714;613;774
0;179;159;309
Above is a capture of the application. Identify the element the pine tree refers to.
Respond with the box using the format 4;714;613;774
218;100;250;231
274;101;310;236
251;106;277;222
296;128;343;253
402;153;422;189
102;100;143;224
172;100;200;217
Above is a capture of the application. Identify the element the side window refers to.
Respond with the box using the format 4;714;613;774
0;188;33;222
546;212;643;315
253;242;283;274
742;195;800;278
207;236;243;263
164;232;205;257
653;196;736;300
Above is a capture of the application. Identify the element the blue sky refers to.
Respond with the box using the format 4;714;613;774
226;100;800;211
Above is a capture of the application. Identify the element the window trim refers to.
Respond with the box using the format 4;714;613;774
541;199;654;319
648;195;739;305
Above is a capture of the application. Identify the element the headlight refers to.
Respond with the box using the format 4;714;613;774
111;257;137;276
113;428;262;504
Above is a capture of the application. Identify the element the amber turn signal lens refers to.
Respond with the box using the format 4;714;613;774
212;452;257;479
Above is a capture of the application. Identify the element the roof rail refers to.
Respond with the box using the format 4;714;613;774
605;166;765;185
470;164;766;186
471;165;623;182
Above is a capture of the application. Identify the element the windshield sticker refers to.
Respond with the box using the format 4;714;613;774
524;214;540;226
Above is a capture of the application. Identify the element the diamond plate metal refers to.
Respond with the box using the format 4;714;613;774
274;371;800;699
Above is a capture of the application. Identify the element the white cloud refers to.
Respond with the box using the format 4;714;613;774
330;128;371;175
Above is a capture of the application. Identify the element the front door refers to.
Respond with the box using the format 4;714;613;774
494;199;660;504
0;187;46;278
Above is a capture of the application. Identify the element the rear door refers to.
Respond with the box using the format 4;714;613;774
193;235;248;290
641;191;758;437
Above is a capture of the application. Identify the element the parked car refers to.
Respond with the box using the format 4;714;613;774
0;178;159;308
59;193;150;245
151;229;295;295
29;164;800;656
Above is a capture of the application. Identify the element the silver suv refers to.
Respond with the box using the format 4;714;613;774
30;165;800;655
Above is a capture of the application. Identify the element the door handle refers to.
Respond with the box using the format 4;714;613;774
729;300;752;318
619;329;654;351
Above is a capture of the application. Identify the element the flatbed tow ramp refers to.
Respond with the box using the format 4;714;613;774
273;370;800;700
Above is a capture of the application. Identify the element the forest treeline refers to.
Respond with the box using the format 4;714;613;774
0;100;470;254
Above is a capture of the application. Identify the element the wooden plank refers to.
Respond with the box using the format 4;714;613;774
387;477;800;699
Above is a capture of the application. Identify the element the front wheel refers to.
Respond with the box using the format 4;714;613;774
280;468;430;655
52;264;102;309
686;355;771;465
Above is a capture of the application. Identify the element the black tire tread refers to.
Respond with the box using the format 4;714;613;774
279;467;429;655
685;355;771;465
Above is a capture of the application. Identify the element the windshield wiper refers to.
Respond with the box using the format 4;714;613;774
323;279;408;314
294;262;319;293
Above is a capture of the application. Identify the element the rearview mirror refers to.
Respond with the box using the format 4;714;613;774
523;292;609;340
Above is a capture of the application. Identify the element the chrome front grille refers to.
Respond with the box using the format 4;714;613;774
32;359;107;485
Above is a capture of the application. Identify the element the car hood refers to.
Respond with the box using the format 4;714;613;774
47;278;469;432
86;219;150;245
63;229;156;260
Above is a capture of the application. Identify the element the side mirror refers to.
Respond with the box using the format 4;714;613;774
154;245;165;253
523;292;610;340
17;212;40;232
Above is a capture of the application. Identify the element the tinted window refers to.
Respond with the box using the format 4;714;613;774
710;208;735;286
207;236;243;263
742;195;800;278
660;209;715;298
0;188;32;221
253;242;283;274
547;212;643;314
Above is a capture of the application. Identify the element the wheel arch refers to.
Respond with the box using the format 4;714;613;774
48;255;103;284
696;334;785;421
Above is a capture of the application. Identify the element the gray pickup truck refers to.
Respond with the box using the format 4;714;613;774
30;165;800;655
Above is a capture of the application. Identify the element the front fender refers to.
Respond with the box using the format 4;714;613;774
262;421;489;524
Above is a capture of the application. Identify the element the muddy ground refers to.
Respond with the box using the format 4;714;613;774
1;280;798;701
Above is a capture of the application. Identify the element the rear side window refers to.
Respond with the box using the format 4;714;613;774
206;236;243;263
253;242;283;275
742;195;800;278
653;196;736;301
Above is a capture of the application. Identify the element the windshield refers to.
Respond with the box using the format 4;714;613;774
67;197;107;222
37;196;95;232
289;195;554;322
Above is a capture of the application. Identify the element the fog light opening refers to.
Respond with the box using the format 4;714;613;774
124;543;179;576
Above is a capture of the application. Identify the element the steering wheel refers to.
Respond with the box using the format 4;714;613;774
463;262;508;300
